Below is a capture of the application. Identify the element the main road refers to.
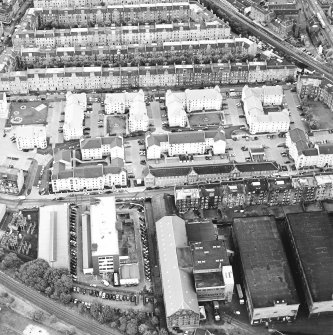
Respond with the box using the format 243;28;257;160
0;272;121;335
202;0;333;83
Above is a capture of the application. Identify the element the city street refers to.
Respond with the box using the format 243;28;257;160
284;90;307;133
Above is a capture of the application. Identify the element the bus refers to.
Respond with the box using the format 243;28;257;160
113;272;120;287
236;284;244;304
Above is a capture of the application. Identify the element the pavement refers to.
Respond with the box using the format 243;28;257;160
47;100;64;146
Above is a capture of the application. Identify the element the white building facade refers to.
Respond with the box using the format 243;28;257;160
15;125;47;150
0;92;9;118
242;85;289;134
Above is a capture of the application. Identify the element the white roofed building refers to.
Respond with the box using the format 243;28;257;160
242;85;289;134
185;86;222;112
90;197;128;275
167;100;188;127
128;91;149;132
156;216;200;330
80;136;124;161
63;91;86;141
38;203;70;269
104;93;126;114
15;125;47;150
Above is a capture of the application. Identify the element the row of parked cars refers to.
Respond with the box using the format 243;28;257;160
140;217;151;282
69;204;78;281
73;286;139;304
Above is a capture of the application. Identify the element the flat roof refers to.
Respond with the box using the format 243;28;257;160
194;271;224;289
191;240;229;271
233;216;299;308
38;204;70;269
286;212;333;302
186;221;216;243
90;197;119;257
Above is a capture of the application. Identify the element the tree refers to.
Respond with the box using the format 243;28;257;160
2;253;22;269
126;320;138;335
151;316;159;326
0;248;5;261
118;316;127;332
159;329;169;335
138;324;149;334
90;301;102;320
32;310;45;322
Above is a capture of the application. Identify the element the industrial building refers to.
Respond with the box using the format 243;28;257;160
87;197;128;275
233;216;300;325
285;212;333;316
38;204;70;269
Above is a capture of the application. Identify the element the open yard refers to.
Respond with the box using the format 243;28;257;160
308;101;333;129
8;102;49;126
0;209;39;260
106;115;127;136
188;111;222;128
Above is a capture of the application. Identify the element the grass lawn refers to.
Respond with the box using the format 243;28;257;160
106;115;127;135
9;102;49;125
309;101;333;129
188;111;222;128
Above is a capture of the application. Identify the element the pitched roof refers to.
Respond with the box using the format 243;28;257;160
169;132;206;144
80;138;102;150
156;216;199;318
289;128;307;143
317;144;333;155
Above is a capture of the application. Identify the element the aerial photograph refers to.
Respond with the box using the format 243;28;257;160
0;0;333;335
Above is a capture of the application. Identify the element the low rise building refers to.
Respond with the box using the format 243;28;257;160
286;128;333;169
15;125;47;150
80;136;124;161
242;85;289;134
145;129;226;159
285;212;333;316
166;86;222;113
0;165;24;194
128;94;149;133
38;203;70;269
63;92;86;141
143;161;279;188
191;240;234;303
156;216;200;330
51;150;126;193
119;263;140;286
167;99;188;127
233;216;300;325
0;92;9;118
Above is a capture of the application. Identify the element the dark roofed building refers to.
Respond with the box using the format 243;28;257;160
233;216;300;325
285;212;333;316
191;240;234;302
186;221;216;243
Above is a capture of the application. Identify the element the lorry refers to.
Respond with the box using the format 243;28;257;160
213;301;220;321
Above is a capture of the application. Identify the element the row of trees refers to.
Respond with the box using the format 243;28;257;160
78;303;166;335
1;255;73;305
16;51;255;71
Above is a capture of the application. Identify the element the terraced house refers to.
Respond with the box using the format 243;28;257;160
0;61;296;94
37;3;190;27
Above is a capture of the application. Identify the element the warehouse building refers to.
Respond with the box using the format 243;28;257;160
233;216;300;325
38;204;70;269
285;212;333;316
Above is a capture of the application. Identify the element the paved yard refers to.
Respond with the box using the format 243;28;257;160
224;98;247;127
86;103;105;138
284;90;307;132
124;139;146;181
46;100;64;146
308;100;333;129
106;115;127;136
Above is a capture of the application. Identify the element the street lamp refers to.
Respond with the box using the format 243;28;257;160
268;329;287;335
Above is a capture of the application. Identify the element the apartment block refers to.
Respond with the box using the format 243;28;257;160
0;92;9;118
286;128;333;169
63;92;86;141
51;150;126;193
233;216;300;325
0;62;297;94
145;129;226;159
37;3;190;28
250;4;274;24
128;92;149;133
242;85;289;134
166;86;222;113
80;136;124;161
191;240;234;303
15;125;47;151
13;21;230;49
34;0;189;9
143;161;279;188
285;212;333;316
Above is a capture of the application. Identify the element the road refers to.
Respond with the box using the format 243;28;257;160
0;272;121;335
202;0;333;83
